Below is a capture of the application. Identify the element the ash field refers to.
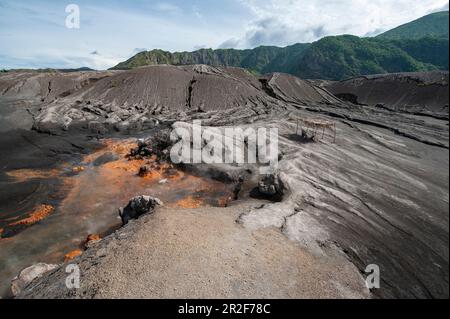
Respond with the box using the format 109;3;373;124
0;66;448;299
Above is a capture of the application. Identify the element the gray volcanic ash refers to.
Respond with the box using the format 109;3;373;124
0;66;448;299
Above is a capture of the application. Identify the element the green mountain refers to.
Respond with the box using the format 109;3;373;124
112;44;310;74
111;12;449;80
391;36;449;69
293;35;445;80
115;48;246;69
377;11;449;40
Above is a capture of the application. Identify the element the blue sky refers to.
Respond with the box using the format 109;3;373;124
0;0;448;69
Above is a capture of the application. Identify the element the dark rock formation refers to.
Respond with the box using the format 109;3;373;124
118;196;163;225
129;131;172;161
138;165;150;177
257;173;285;201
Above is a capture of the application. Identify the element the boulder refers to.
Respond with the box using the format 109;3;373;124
118;195;163;225
138;165;150;177
128;130;172;160
11;263;59;297
258;173;285;201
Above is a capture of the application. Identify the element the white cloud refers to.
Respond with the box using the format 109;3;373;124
192;5;203;20
153;2;182;14
222;0;450;48
132;48;148;55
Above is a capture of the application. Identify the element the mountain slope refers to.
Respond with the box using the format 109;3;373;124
294;35;443;80
377;11;449;40
111;13;449;80
391;36;449;69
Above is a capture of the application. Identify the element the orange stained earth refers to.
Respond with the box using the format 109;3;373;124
86;234;101;242
171;196;204;209
64;249;83;262
5;168;61;183
82;139;137;164
2;138;234;241
8;205;55;227
66;138;233;211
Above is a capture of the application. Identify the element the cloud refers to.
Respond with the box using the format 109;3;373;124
192;5;203;20
430;2;449;12
218;38;240;49
131;48;147;54
153;2;182;14
193;44;208;50
90;50;99;55
221;0;450;48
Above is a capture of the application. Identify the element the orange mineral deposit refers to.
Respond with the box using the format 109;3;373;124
64;249;83;262
9;205;54;227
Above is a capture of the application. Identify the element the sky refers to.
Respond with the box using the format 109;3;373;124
0;0;448;70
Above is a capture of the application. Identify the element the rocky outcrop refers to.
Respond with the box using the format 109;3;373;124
11;263;59;297
129;131;172;161
257;173;285;202
118;195;163;225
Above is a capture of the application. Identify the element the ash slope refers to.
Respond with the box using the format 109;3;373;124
26;65;339;134
326;71;449;117
1;66;449;299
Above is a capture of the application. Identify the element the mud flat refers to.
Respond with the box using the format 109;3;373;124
1;67;448;299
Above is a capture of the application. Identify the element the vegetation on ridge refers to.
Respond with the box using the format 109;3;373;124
111;11;449;80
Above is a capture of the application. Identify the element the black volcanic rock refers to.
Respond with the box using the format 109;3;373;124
119;195;163;225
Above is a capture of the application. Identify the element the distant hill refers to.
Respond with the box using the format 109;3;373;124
3;67;96;73
58;67;96;73
111;12;449;80
111;45;310;75
377;11;449;40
